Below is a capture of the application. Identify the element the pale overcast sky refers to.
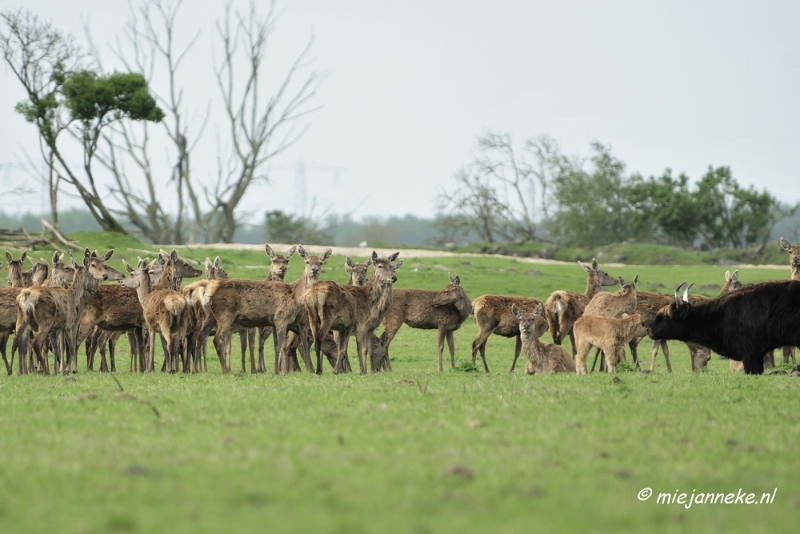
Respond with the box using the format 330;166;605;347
1;0;798;221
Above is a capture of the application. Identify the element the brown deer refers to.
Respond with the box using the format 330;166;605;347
779;237;799;364
15;249;106;374
182;257;231;373
380;273;473;372
122;252;188;373
470;295;548;373
582;275;638;369
252;244;298;373
304;251;401;375
632;271;742;373
512;303;575;374
286;254;369;374
544;259;618;354
574;313;644;374
203;246;332;374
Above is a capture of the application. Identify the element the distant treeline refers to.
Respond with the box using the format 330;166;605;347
3;206;799;249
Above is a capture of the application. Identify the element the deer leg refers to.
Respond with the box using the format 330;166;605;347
237;329;247;373
629;337;641;370
764;351;775;369
437;329;445;372
590;347;601;373
446;331;456;370
510;335;522;372
568;331;577;357
257;326;271;373
471;328;492;369
662;341;672;373
0;333;10;376
246;328;256;374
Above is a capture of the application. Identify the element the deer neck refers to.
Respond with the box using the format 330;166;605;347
154;262;180;291
67;268;89;309
585;273;600;298
367;274;393;311
455;294;472;322
791;264;800;281
135;273;153;307
268;269;286;282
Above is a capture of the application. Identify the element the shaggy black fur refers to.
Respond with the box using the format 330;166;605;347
649;280;800;375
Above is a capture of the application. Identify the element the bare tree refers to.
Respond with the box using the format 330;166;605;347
2;9;164;235
207;0;325;243
89;0;206;244
1;9;80;230
437;131;545;243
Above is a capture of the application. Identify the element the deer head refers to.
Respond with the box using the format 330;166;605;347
88;250;125;281
266;244;296;280
780;237;800;267
512;303;543;336
345;256;372;286
368;251;401;286
298;245;332;280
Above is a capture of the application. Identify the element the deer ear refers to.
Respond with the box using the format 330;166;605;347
725;270;732;282
387;251;400;262
591;258;598;270
365;256;373;267
52;251;59;263
618;277;625;286
512;304;520;318
345;256;354;269
90;250;98;258
322;248;332;261
170;250;178;262
101;250;113;262
123;260;135;273
285;246;297;259
371;251;379;263
394;259;403;270
633;274;639;287
732;270;738;281
453;275;461;286
579;261;591;273
20;251;27;262
215;257;223;270
297;245;307;259
205;258;213;271
5;252;11;262
265;244;275;259
533;303;543;316
780;237;791;251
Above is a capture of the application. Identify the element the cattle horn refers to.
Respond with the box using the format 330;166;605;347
682;283;695;303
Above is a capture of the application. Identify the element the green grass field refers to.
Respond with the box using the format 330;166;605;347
0;233;798;533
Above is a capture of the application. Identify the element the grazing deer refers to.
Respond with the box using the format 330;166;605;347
15;249;106;374
512;303;575;374
471;295;548;373
544;259;618;354
252;244;297;373
123;252;188;373
203;246;332;374
304;251;401;375
380;273;473;372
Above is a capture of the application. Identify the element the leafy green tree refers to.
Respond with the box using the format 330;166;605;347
693;166;792;249
2;9;163;234
625;169;700;247
265;210;334;246
551;143;631;247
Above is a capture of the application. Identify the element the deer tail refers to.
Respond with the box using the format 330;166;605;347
164;295;186;332
17;289;39;332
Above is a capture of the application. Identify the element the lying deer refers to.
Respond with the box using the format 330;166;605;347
513;303;575;374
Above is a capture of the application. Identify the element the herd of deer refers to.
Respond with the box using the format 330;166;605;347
1;237;798;377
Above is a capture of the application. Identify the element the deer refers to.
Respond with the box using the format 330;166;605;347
15;249;108;374
779;237;800;365
582;275;639;369
251;244;297;373
512;303;575;374
303;251;401;375
470;294;548;373
631;271;742;373
203;246;332;374
380;273;473;372
182;257;230;373
10;251;81;374
574;313;644;374
544;259;618;355
122;251;189;373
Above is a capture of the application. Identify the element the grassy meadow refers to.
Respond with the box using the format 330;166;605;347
0;233;798;533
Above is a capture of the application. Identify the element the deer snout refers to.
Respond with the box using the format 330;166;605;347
391;275;397;283
102;273;108;280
